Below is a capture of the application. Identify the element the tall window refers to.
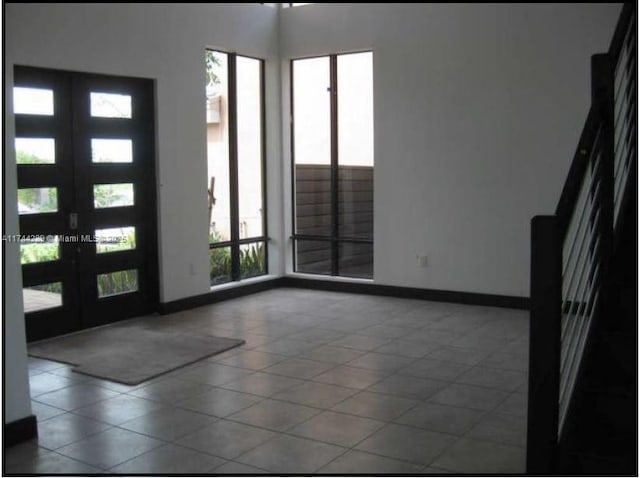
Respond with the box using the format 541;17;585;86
206;50;267;286
292;52;373;279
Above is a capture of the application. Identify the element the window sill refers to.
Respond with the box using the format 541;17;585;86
209;273;279;292
285;272;373;284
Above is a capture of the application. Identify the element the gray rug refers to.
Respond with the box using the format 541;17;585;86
28;320;245;385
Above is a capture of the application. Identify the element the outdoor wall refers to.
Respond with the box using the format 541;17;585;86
4;3;281;424
280;3;622;297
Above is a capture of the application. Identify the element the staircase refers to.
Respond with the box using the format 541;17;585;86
526;3;637;474
557;179;637;473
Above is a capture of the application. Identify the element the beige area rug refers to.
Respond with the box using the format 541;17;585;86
28;317;245;385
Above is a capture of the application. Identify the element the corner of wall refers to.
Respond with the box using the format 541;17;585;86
3;66;33;425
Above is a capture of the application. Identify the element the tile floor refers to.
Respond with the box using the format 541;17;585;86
5;288;529;474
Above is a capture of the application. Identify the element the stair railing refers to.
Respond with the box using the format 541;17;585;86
526;3;636;473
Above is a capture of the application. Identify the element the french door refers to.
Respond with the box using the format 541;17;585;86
14;66;158;341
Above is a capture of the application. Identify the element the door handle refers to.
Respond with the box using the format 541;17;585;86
69;212;78;230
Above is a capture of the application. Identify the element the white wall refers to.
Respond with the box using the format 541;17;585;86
280;2;621;297
4;68;32;423
4;3;281;424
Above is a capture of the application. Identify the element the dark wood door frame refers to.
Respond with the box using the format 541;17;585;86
14;65;159;341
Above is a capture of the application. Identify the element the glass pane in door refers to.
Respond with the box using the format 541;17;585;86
23;282;63;313
15;138;56;164
18;187;58;214
91;139;133;163
97;269;139;297
93;183;134;208
21;240;60;265
95;227;136;253
13;87;54;115
90;92;132;118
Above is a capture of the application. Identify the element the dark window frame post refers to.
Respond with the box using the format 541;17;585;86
329;54;339;276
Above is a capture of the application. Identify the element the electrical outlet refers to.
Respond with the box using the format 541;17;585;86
416;254;428;267
189;263;196;276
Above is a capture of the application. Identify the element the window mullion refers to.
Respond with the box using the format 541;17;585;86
260;59;269;275
290;59;297;273
228;53;241;281
330;54;339;276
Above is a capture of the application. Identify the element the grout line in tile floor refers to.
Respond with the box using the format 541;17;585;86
12;290;529;474
38;381;520;472
33;378;525;454
31;376;524;459
32;360;526;419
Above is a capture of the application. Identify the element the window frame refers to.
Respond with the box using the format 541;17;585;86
290;50;374;279
207;49;268;285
